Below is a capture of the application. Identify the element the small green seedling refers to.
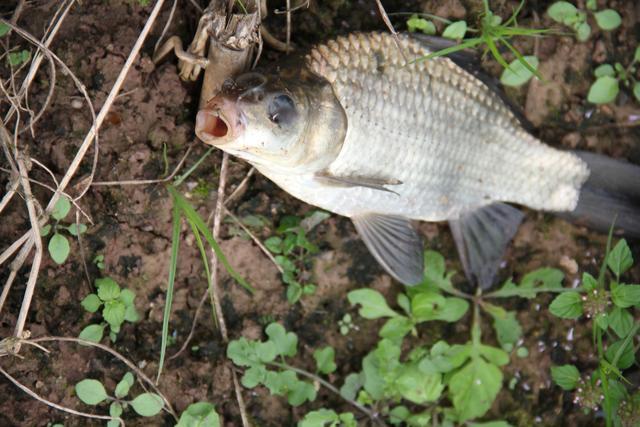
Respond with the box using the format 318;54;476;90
79;277;140;343
338;313;357;336
93;254;106;270
587;46;640;104
176;402;221;427
41;195;88;265
75;373;164;426
549;238;640;427
547;1;621;41
408;1;545;87
265;211;328;304
7;49;30;66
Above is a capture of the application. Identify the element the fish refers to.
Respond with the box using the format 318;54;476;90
194;32;640;288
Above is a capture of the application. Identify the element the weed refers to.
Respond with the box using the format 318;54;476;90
549;237;640;427
408;1;548;87
265;211;329;304
547;1;621;42
40;196;88;264
93;254;106;270
75;372;164;426
338;313;357;336
79;277;140;343
587;46;640;104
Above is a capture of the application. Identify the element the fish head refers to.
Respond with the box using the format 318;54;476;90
196;69;346;172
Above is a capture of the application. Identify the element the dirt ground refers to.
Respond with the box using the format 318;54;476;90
0;0;639;426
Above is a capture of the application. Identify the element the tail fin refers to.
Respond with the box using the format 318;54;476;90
561;151;640;238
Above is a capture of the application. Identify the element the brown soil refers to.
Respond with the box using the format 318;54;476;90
0;0;639;426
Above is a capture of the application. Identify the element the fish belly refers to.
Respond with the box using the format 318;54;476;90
281;32;591;221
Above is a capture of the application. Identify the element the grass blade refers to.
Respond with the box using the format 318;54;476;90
156;198;182;383
167;185;254;293
186;218;219;329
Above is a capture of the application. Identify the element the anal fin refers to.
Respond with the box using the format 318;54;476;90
352;213;424;286
449;203;524;289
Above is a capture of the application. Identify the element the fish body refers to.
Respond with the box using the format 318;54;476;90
195;32;639;287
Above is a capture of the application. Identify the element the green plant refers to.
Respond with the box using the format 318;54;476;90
587;46;640;104
265;212;328;304
549;238;640;427
7;49;30;66
75;373;164;426
40;195;88;264
79;277;140;343
93;254;105;270
547;1;621;42
338;313;356;336
408;1;547;87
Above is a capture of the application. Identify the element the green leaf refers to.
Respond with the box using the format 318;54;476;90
119;288;135;306
347;289;399;319
124;303;140;322
314;346;337;374
67;223;87;236
488;308;522;348
177;402;221;427
299;409;340;427
8;49;30;66
609;307;634;338
634;82;640;102
81;294;102;313
75;379;108;405
396;365;444;403
340;373;363;400
434;297;469;322
52;196;71;220
587;76;619;104
582;272;598;291
96;277;121;301
576;22;591;42
0;23;9;37
227;337;259;367
594;9;622;31
611;284;640;308
241;364;267;388
635;46;640;63
547;2;578;23
607;239;633;277
491;268;563;298
549;292;583;319
286;283;303;304
407;14;436;35
103;300;126;328
264;236;283;254
449;358;502;421
265;323;298;357
479;345;510;366
130;393;164;416
379;316;414;342
442;21;467;39
287;379;317;406
410;290;445;318
114;372;134;398
606;339;635;370
40;224;51;237
256;341;277;363
79;324;104;343
550;364;580;390
594;64;615;78
500;56;539;87
110;401;123;417
48;233;70;264
469;422;514;427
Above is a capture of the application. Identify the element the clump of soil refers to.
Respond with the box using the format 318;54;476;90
0;0;638;426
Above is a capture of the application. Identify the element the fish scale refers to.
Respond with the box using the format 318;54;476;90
300;32;589;220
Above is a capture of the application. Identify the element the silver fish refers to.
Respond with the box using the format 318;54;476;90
195;32;640;287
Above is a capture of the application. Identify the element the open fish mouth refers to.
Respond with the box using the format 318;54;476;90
195;96;245;144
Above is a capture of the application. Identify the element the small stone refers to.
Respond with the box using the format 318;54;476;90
559;255;578;274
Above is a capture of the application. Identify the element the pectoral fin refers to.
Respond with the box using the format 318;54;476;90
315;171;402;194
352;213;424;285
449;203;524;289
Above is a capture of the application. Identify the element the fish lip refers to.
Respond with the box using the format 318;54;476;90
195;97;246;145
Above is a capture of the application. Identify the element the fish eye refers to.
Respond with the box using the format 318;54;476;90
268;94;297;126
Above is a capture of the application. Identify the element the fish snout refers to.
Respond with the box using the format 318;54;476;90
195;96;245;145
